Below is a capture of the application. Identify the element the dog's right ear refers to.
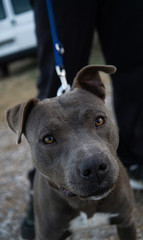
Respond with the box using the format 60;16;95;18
6;98;39;144
72;65;116;100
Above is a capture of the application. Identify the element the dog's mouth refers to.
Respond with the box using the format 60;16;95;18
59;186;113;200
60;187;77;198
47;176;114;200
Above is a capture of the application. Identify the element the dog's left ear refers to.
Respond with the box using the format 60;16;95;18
72;65;116;100
6;98;40;144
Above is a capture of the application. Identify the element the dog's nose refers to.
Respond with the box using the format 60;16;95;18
79;159;108;183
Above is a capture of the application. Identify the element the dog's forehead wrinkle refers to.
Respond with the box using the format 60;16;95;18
58;94;107;124
59;88;105;109
38;101;71;128
39;101;86;130
37;92;108;130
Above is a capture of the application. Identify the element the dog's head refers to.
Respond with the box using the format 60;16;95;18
6;65;119;200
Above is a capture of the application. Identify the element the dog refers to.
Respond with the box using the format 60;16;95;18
6;65;136;240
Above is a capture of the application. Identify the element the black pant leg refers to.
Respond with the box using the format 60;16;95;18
54;0;96;83
33;0;59;99
96;0;143;166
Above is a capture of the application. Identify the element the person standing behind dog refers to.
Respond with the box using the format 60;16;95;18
20;0;143;239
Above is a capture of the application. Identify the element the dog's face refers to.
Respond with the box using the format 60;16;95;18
6;65;119;200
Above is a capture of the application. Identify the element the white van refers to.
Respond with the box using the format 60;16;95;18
0;0;37;75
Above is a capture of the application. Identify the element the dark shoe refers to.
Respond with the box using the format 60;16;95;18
20;190;35;240
127;164;143;190
20;169;36;240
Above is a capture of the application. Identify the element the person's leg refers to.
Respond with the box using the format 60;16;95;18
34;0;96;99
96;0;143;187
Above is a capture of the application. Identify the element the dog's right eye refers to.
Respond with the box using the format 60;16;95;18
43;136;56;144
95;116;105;127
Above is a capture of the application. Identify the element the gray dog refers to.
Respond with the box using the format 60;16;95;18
6;65;136;240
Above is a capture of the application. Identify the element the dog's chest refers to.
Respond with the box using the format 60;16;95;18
69;211;119;233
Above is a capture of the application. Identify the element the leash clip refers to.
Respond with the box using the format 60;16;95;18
56;66;71;96
55;42;65;55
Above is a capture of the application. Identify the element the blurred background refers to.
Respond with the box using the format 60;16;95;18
0;0;38;125
0;0;37;77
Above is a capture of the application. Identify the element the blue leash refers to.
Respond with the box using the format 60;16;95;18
46;0;70;96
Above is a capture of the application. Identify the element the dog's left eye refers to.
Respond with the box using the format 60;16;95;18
43;136;56;144
95;117;105;127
